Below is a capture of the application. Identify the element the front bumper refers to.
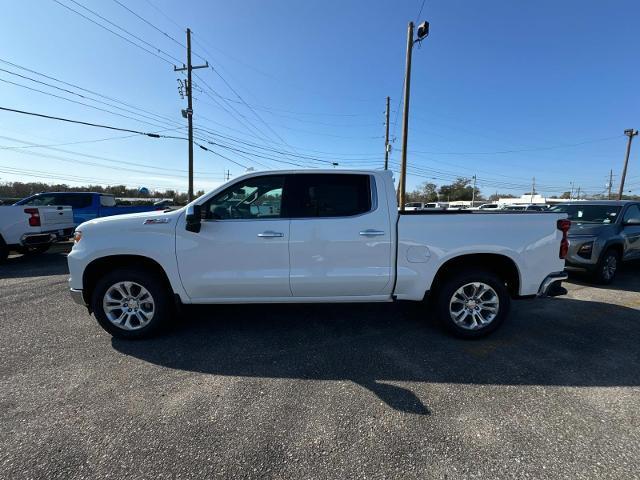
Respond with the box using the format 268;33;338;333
537;271;568;297
69;288;87;307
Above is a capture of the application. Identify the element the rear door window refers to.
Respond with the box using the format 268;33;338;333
61;194;92;208
286;174;372;218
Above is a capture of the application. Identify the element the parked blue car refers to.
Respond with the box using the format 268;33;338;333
14;192;163;226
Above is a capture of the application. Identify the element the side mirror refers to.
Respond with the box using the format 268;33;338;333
185;204;202;233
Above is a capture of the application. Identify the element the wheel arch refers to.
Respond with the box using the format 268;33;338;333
429;253;521;298
82;254;174;305
602;241;624;258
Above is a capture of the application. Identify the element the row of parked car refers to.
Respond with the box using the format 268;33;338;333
0;192;165;262
404;201;548;211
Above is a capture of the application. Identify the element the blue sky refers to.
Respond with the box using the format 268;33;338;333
0;0;638;197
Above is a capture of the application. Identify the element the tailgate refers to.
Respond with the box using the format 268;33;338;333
40;206;73;227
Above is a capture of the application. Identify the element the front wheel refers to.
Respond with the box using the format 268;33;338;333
91;267;172;339
434;269;511;338
593;249;619;285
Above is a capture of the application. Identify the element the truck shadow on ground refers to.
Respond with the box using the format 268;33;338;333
113;296;640;415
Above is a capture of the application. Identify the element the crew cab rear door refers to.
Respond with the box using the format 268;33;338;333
287;173;393;297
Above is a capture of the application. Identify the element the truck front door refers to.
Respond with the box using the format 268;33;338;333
176;174;291;301
621;204;640;260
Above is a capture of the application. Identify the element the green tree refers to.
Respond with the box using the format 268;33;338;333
438;177;482;201
406;182;438;203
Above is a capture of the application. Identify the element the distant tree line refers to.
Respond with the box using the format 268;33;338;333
405;177;484;203
407;178;640;202
0;182;204;205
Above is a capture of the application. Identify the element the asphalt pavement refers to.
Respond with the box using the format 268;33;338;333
1;244;639;479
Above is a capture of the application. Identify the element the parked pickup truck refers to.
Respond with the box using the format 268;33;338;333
15;192;162;226
67;170;569;339
0;205;74;261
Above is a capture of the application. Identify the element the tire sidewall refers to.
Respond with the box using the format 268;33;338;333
435;269;511;339
594;249;619;285
91;267;171;339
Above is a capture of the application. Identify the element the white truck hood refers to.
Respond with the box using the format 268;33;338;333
76;208;183;232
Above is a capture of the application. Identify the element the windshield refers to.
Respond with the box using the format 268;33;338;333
549;204;621;224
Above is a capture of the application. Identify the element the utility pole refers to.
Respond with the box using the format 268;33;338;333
398;20;429;211
576;186;581;201
471;175;477;207
569;181;574;202
618;128;638;200
608;169;613;200
384;96;391;170
174;28;208;201
530;177;536;204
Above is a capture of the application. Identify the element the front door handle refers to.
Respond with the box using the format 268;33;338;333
257;231;284;238
359;229;385;236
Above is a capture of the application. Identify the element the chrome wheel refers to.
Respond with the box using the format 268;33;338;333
449;282;499;330
102;281;155;331
602;255;617;281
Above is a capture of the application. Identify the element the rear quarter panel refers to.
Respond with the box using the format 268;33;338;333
395;212;565;299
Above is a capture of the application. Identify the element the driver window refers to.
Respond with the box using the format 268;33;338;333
203;175;285;220
623;205;640;223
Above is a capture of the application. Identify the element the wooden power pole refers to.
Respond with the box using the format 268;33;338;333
174;28;208;201
398;22;414;211
608;169;613;200
618;128;638;200
398;20;428;211
384;96;390;170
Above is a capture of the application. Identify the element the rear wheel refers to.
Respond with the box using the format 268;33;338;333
593;249;619;285
91;267;172;339
434;269;510;338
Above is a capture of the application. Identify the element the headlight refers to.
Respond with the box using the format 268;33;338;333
577;241;593;259
73;230;82;244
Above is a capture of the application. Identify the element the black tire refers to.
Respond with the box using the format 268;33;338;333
433;269;511;339
593;249;619;285
0;236;8;263
91;267;172;339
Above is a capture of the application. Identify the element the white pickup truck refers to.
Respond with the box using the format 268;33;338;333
0;205;74;261
67;170;569;339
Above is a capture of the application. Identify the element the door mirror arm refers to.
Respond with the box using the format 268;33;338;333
185;204;202;233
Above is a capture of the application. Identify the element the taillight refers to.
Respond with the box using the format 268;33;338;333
557;218;571;259
24;208;41;227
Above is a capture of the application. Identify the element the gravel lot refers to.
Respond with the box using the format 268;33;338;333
1;244;639;479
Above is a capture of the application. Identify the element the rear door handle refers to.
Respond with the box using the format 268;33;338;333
257;231;284;238
359;229;385;236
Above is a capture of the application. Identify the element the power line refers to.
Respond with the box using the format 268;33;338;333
0;58;183;128
0;135;223;177
111;0;185;49
52;0;176;65
0;106;169;137
0;70;174;130
409;135;623;156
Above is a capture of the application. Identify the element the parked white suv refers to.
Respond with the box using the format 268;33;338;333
68;170;568;339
